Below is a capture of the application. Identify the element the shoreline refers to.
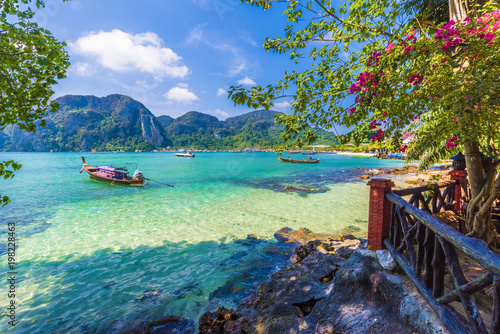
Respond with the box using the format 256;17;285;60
335;151;376;157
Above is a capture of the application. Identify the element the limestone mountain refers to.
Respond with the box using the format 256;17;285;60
162;109;284;149
0;95;337;152
165;111;223;136
0;94;171;151
156;115;175;129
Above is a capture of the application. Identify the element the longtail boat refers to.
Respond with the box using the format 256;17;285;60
278;156;320;164
80;157;145;186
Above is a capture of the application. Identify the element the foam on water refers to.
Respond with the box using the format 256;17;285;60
0;152;404;333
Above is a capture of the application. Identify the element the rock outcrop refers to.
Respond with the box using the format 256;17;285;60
199;228;449;334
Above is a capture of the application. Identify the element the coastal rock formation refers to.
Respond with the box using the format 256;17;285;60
0;94;172;151
199;228;449;334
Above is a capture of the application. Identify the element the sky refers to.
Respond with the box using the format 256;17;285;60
34;0;305;120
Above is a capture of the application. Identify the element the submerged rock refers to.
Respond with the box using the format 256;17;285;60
116;315;196;334
134;289;163;303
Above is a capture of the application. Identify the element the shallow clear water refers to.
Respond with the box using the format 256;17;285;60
0;152;405;333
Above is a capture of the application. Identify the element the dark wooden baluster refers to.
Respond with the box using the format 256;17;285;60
423;229;435;289
431;187;439;213
493;276;500;333
390;203;397;246
423;193;433;213
398;209;416;269
432;236;445;298
416;222;425;277
438;273;493;304
393;207;403;249
435;188;445;213
409;194;417;207
439;237;487;333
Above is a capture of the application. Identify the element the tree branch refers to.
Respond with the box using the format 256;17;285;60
313;0;395;39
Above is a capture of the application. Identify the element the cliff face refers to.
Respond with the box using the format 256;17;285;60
0;94;172;151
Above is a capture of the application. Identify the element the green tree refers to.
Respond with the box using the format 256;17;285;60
0;0;70;205
230;0;500;249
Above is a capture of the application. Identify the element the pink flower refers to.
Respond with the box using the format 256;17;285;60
403;133;412;140
409;74;424;85
404;45;415;54
400;145;408;153
477;104;481;109
454;115;459;123
369;119;382;129
445;137;458;148
443;20;456;29
371;129;384;142
386;43;395;53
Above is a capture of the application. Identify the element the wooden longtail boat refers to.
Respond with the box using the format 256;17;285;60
80;157;145;186
278;156;320;164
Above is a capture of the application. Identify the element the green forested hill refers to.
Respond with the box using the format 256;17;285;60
0;94;171;152
0;94;337;151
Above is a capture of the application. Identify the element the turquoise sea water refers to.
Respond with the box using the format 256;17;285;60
0;152;405;333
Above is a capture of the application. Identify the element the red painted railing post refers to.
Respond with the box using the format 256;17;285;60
367;179;395;251
449;170;467;212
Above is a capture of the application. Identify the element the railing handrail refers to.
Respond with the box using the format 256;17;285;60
386;192;500;278
392;181;454;197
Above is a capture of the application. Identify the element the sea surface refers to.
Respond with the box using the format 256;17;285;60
0;152;405;333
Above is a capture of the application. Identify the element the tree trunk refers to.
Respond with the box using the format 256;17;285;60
464;142;484;199
463;142;500;251
449;0;468;22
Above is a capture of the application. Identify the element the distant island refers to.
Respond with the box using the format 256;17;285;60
0;94;337;152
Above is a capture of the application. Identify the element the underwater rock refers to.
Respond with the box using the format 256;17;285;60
134;289;162;303
117;315;196;334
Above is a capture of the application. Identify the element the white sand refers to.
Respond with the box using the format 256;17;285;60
335;151;377;157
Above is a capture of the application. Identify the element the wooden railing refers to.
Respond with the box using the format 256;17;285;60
385;181;500;334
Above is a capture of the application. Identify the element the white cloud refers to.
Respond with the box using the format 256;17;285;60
215;109;229;118
71;62;96;77
274;101;290;108
164;87;199;104
217;88;227;96
70;29;189;79
229;62;247;76
186;25;204;44
237;76;256;86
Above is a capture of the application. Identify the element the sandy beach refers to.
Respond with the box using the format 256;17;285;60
335;151;377;157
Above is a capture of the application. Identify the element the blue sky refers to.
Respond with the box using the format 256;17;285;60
35;0;303;120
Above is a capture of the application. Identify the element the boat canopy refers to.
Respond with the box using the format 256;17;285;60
97;166;128;172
